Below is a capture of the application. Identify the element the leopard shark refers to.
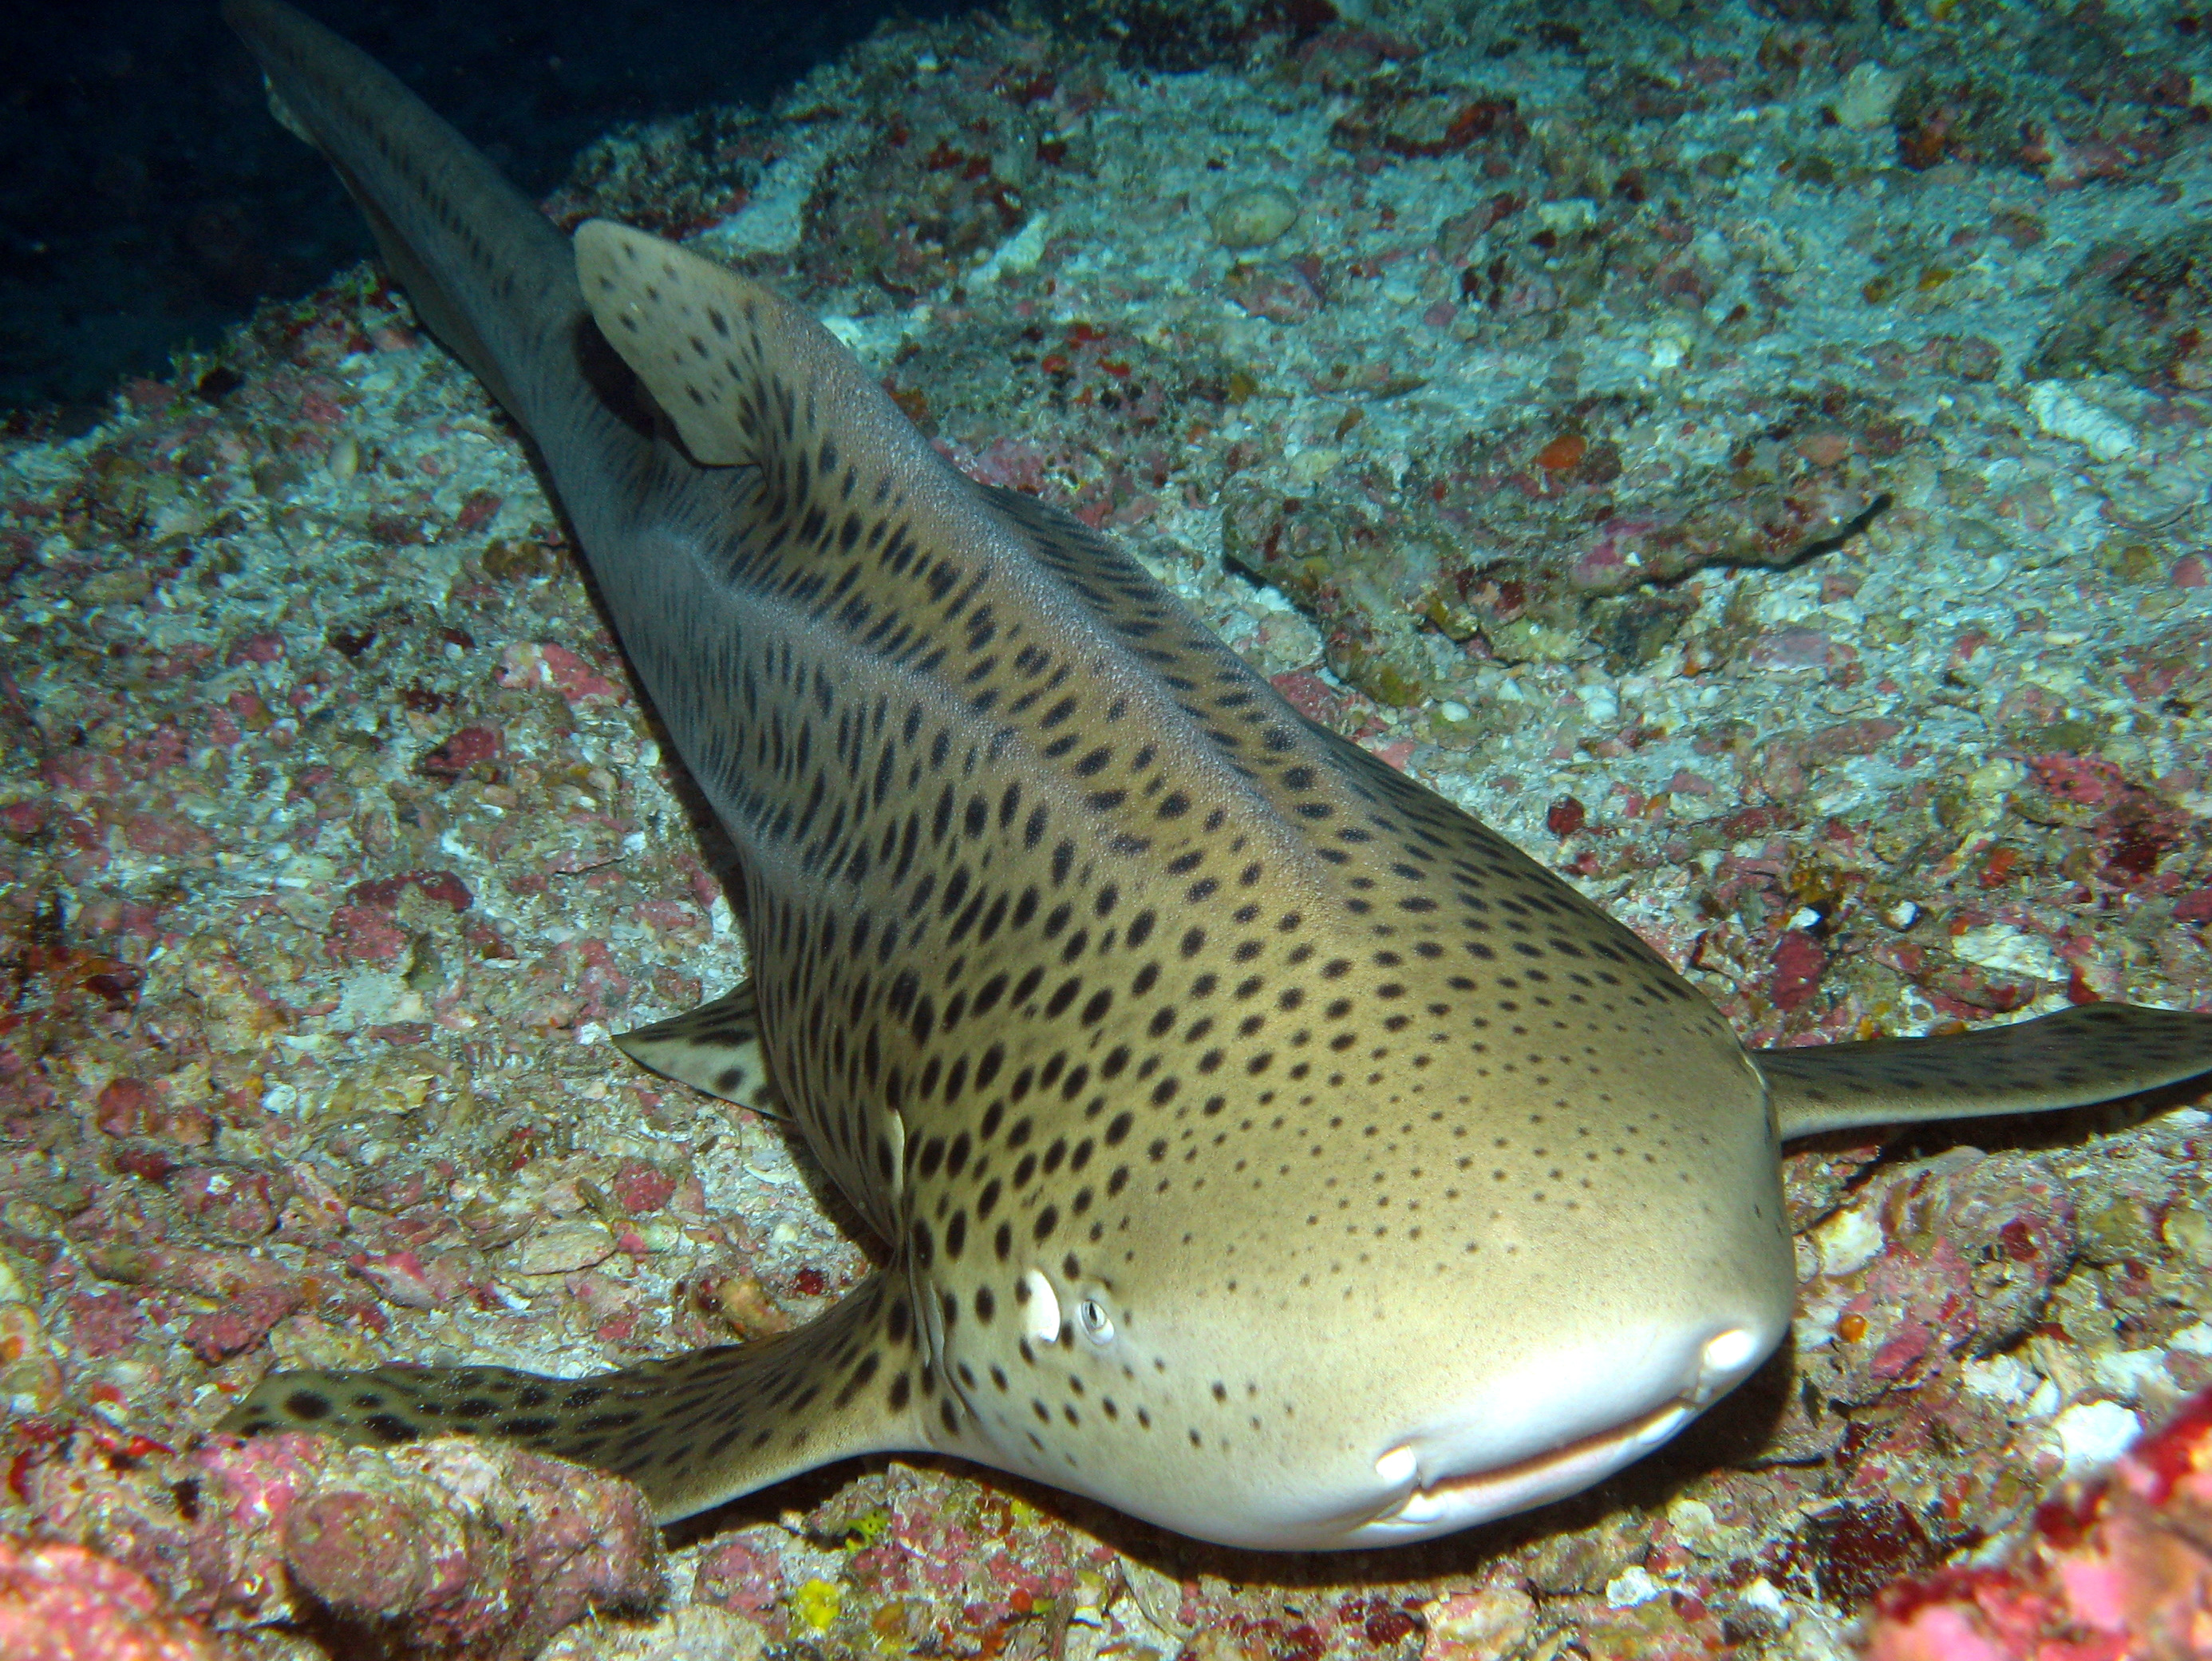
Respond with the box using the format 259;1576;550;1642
217;0;2212;1550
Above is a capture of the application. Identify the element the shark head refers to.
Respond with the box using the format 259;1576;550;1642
904;889;1798;1550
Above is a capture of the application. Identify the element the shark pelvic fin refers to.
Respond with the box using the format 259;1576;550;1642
614;980;786;1117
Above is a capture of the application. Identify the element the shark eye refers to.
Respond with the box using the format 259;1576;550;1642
1076;1298;1115;1343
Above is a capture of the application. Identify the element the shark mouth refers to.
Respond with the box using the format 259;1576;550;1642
1343;1326;1768;1546
1349;1398;1697;1543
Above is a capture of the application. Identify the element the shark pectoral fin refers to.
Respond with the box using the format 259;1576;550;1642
216;1270;927;1524
1758;1002;2212;1140
613;980;788;1117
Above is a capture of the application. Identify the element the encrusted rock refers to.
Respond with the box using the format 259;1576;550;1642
0;1537;221;1661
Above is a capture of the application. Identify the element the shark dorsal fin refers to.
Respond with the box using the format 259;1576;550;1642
574;218;931;478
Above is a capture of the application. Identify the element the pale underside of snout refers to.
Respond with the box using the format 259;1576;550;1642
1345;1323;1772;1547
1164;1321;1776;1552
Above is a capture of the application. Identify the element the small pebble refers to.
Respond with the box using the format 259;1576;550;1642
1815;1205;1886;1277
1604;1567;1662;1608
1419;1584;1536;1659
2162;1205;2212;1268
1209;184;1301;250
511;1219;616;1275
1831;61;1905;130
2052;1399;2141;1472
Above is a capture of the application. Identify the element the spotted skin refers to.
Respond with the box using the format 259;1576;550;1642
219;0;2212;1550
552;219;1806;1542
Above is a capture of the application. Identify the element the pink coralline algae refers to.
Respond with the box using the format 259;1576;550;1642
414;725;504;779
343;870;475;915
0;1536;221;1661
1863;1386;2212;1660
184;1283;300;1362
26;1430;663;1660
1769;927;1829;1012
498;643;628;705
609;1159;677;1214
690;1533;787;1629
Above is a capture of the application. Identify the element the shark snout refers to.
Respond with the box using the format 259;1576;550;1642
1343;1317;1782;1546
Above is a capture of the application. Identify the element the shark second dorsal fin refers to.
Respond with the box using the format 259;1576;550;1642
614;980;788;1117
1756;1002;2212;1139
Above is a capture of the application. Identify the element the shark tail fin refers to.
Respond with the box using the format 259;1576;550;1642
1756;1002;2212;1140
347;189;525;417
223;0;571;421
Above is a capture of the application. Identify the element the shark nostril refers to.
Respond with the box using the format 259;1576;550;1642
1373;1445;1418;1485
1700;1327;1760;1380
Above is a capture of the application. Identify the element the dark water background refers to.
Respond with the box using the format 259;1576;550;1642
1;0;965;425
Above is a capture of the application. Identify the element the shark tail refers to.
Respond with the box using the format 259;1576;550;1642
223;0;587;426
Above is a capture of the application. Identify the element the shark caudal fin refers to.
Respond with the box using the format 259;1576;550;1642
1756;1002;2212;1140
223;0;583;424
217;1271;928;1522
